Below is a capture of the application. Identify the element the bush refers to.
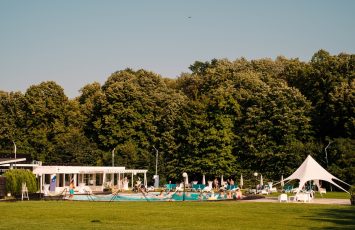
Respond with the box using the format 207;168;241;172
349;185;355;195
4;169;37;195
350;185;355;206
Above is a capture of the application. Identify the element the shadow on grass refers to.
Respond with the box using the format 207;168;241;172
307;206;355;229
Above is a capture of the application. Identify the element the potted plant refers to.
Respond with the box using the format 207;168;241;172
349;185;355;205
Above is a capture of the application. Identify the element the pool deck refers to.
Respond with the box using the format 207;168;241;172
0;197;351;205
240;197;351;205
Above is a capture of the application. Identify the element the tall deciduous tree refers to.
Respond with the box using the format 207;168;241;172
85;69;187;180
23;81;69;163
0;91;26;154
283;50;355;139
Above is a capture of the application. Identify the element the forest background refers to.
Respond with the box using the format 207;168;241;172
0;50;354;187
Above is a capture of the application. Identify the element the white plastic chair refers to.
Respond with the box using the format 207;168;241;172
202;183;212;192
175;183;184;192
278;193;288;202
296;192;311;202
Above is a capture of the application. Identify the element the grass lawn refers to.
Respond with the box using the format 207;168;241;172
0;200;354;230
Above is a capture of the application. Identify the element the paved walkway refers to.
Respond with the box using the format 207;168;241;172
241;197;351;205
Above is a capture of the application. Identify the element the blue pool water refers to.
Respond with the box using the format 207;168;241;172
70;192;225;202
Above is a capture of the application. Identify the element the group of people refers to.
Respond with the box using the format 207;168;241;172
67;175;243;200
213;178;235;191
226;188;243;199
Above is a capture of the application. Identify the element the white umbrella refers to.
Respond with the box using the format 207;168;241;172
221;175;224;187
240;174;244;188
281;175;284;188
182;172;189;185
202;174;206;185
260;174;263;186
268;182;273;191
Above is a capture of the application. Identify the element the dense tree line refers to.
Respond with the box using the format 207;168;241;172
0;50;354;186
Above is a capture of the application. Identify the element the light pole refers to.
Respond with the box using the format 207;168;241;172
112;148;115;167
153;146;159;188
253;172;258;194
12;141;16;159
12;140;17;168
324;141;333;167
324;141;333;191
153;146;158;175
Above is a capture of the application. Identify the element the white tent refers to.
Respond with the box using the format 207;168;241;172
284;155;350;193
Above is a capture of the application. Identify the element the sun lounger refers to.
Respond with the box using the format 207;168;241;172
283;185;293;193
165;184;177;191
226;185;237;191
192;184;206;192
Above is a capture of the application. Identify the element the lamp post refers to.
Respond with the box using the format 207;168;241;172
112;148;115;167
324;141;333;168
153;146;159;188
12;141;16;159
11;140;17;168
253;172;258;194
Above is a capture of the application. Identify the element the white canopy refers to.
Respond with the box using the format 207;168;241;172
33;166;127;174
285;155;350;193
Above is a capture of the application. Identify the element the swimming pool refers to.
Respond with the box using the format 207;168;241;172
70;192;225;202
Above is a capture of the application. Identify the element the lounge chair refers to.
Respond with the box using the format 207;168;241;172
165;184;177;192
202;184;212;192
226;185;237;191
175;183;184;192
283;185;293;193
192;184;206;192
43;188;68;200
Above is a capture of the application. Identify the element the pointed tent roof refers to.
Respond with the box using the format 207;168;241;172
285;155;350;193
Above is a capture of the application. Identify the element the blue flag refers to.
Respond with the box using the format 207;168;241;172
50;175;56;192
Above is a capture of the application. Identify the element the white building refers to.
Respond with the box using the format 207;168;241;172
33;165;148;194
0;159;148;195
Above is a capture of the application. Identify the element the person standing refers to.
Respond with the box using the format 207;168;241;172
69;179;75;198
213;178;219;191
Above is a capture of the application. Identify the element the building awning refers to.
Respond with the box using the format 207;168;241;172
0;158;26;165
32;165;148;175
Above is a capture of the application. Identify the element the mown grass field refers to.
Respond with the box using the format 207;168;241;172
0;200;354;230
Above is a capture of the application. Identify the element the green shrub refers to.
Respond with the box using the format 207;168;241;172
4;169;37;195
349;185;355;195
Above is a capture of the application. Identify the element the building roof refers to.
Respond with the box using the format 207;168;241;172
32;165;148;174
0;158;27;165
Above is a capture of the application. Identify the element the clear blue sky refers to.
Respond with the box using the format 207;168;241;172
1;0;354;98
